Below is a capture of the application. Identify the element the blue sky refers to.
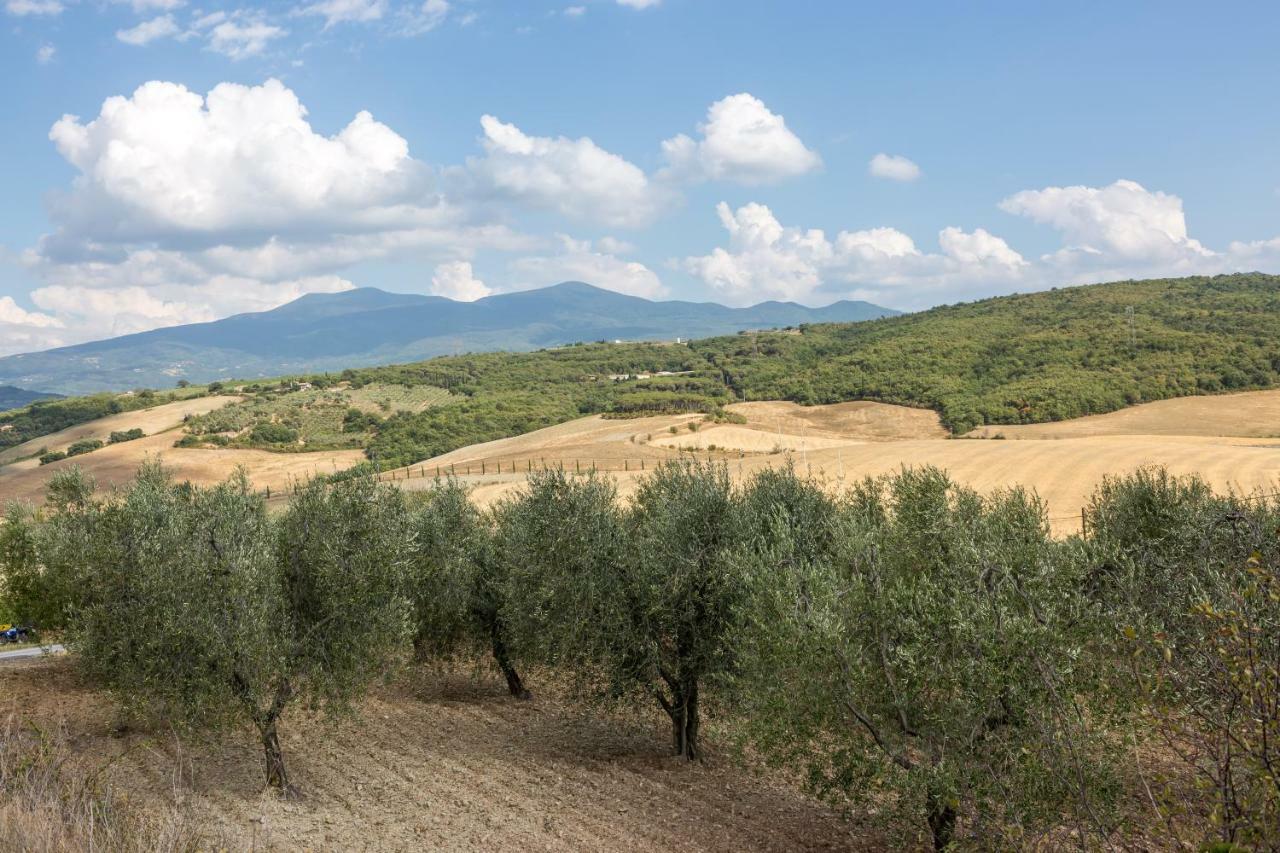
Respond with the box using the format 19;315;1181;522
2;0;1279;354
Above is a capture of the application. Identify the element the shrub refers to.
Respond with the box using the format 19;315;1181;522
248;422;298;444
107;428;144;444
65;439;102;458
37;451;65;466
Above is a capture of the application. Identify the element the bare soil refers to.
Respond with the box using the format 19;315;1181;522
0;658;893;852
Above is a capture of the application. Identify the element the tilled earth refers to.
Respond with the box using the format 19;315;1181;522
0;659;895;851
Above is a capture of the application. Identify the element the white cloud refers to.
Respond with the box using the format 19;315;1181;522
1000;179;1210;263
510;235;666;299
4;0;62;15
126;0;183;10
36;43;55;63
617;0;659;7
300;0;386;28
938;226;1024;268
661;93;821;185
684;201;1025;306
24;79;527;352
430;261;491;301
116;14;181;45
207;19;286;59
398;0;448;34
468;115;671;228
47;79;430;241
563;5;585;16
30;275;354;343
0;297;62;329
868;152;921;182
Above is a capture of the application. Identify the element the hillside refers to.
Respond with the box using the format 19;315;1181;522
0;385;59;412
4;273;1279;477
0;282;895;395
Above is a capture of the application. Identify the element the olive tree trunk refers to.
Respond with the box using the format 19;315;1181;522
490;625;531;700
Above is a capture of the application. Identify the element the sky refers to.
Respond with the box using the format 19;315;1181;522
2;0;1280;356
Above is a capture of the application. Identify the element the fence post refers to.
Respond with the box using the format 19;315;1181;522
1081;507;1088;538
576;459;580;473
482;461;486;475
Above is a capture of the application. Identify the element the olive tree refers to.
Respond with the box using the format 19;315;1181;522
735;467;1109;849
1087;470;1280;845
407;478;530;699
1;467;100;630
503;462;744;760
61;465;413;794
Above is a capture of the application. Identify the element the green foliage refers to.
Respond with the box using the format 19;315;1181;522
1086;471;1280;847
27;464;413;793
0;389;198;452
734;467;1111;848
37;451;65;466
501;462;744;759
248;422;298;445
107;428;144;444
65;439;103;458
406;479;530;698
691;272;1280;432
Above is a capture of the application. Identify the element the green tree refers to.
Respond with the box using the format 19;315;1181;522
407;478;530;699
735;467;1109;849
503;463;744;760
58;465;413;794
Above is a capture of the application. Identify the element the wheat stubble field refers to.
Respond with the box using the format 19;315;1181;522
5;390;1280;536
391;391;1280;535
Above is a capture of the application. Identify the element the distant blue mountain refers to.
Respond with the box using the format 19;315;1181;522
0;281;898;395
0;385;61;412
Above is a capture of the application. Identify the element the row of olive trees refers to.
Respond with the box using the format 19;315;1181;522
1;460;1274;848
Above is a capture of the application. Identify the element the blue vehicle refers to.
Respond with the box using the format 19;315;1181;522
0;626;32;644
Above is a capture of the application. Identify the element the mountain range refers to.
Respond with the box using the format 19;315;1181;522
0;282;897;396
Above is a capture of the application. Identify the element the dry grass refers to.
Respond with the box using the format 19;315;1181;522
0;713;208;852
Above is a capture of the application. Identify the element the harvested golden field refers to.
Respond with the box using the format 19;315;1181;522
0;395;242;466
964;387;1280;439
391;391;1280;536
0;657;878;852
0;396;365;505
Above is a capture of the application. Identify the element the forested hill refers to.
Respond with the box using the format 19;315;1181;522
690;272;1280;433
6;273;1279;470
343;272;1280;465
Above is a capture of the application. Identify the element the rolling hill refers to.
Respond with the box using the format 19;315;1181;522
0;385;60;412
0;282;896;396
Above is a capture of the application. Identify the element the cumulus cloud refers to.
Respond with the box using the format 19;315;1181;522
430;261;491;301
0;297;66;356
116;14;181;45
684;201;1024;306
868;152;921;182
21;78;527;352
617;0;659;7
509;235;666;299
4;0;62;15
468;115;671;228
661;93;821;185
1000;179;1210;263
36;44;55;63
